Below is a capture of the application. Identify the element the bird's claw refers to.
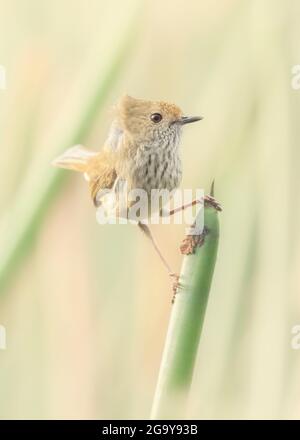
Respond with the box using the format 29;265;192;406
203;195;222;211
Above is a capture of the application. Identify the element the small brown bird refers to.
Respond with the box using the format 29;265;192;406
52;95;202;284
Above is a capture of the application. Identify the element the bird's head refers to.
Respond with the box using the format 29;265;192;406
115;95;202;148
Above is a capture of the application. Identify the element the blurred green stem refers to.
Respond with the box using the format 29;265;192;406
0;15;138;293
151;195;220;419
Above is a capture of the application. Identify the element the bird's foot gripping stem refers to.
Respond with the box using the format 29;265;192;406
204;195;222;211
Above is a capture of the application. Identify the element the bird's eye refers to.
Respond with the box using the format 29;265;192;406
150;113;162;123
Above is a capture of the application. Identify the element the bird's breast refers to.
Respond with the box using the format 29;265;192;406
130;147;182;194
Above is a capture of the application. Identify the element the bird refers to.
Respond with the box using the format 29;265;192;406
52;95;203;287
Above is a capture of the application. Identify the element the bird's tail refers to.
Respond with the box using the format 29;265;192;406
52;145;98;173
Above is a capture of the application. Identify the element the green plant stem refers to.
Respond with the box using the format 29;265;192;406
151;201;220;419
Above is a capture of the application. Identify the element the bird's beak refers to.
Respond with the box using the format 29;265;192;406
176;116;203;125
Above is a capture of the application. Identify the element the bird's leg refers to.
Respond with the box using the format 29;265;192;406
138;222;179;297
160;196;222;218
160;199;201;217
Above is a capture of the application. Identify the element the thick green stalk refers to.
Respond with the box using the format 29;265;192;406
151;200;220;419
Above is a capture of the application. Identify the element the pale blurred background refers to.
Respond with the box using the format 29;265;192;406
0;0;299;419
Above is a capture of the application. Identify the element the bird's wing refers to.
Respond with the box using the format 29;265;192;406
88;150;118;206
91;118;127;207
104;119;124;151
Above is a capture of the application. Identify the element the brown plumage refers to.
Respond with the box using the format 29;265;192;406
52;95;202;288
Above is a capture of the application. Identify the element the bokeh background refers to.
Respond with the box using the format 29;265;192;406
0;0;299;419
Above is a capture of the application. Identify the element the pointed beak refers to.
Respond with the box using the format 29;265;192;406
176;116;203;125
